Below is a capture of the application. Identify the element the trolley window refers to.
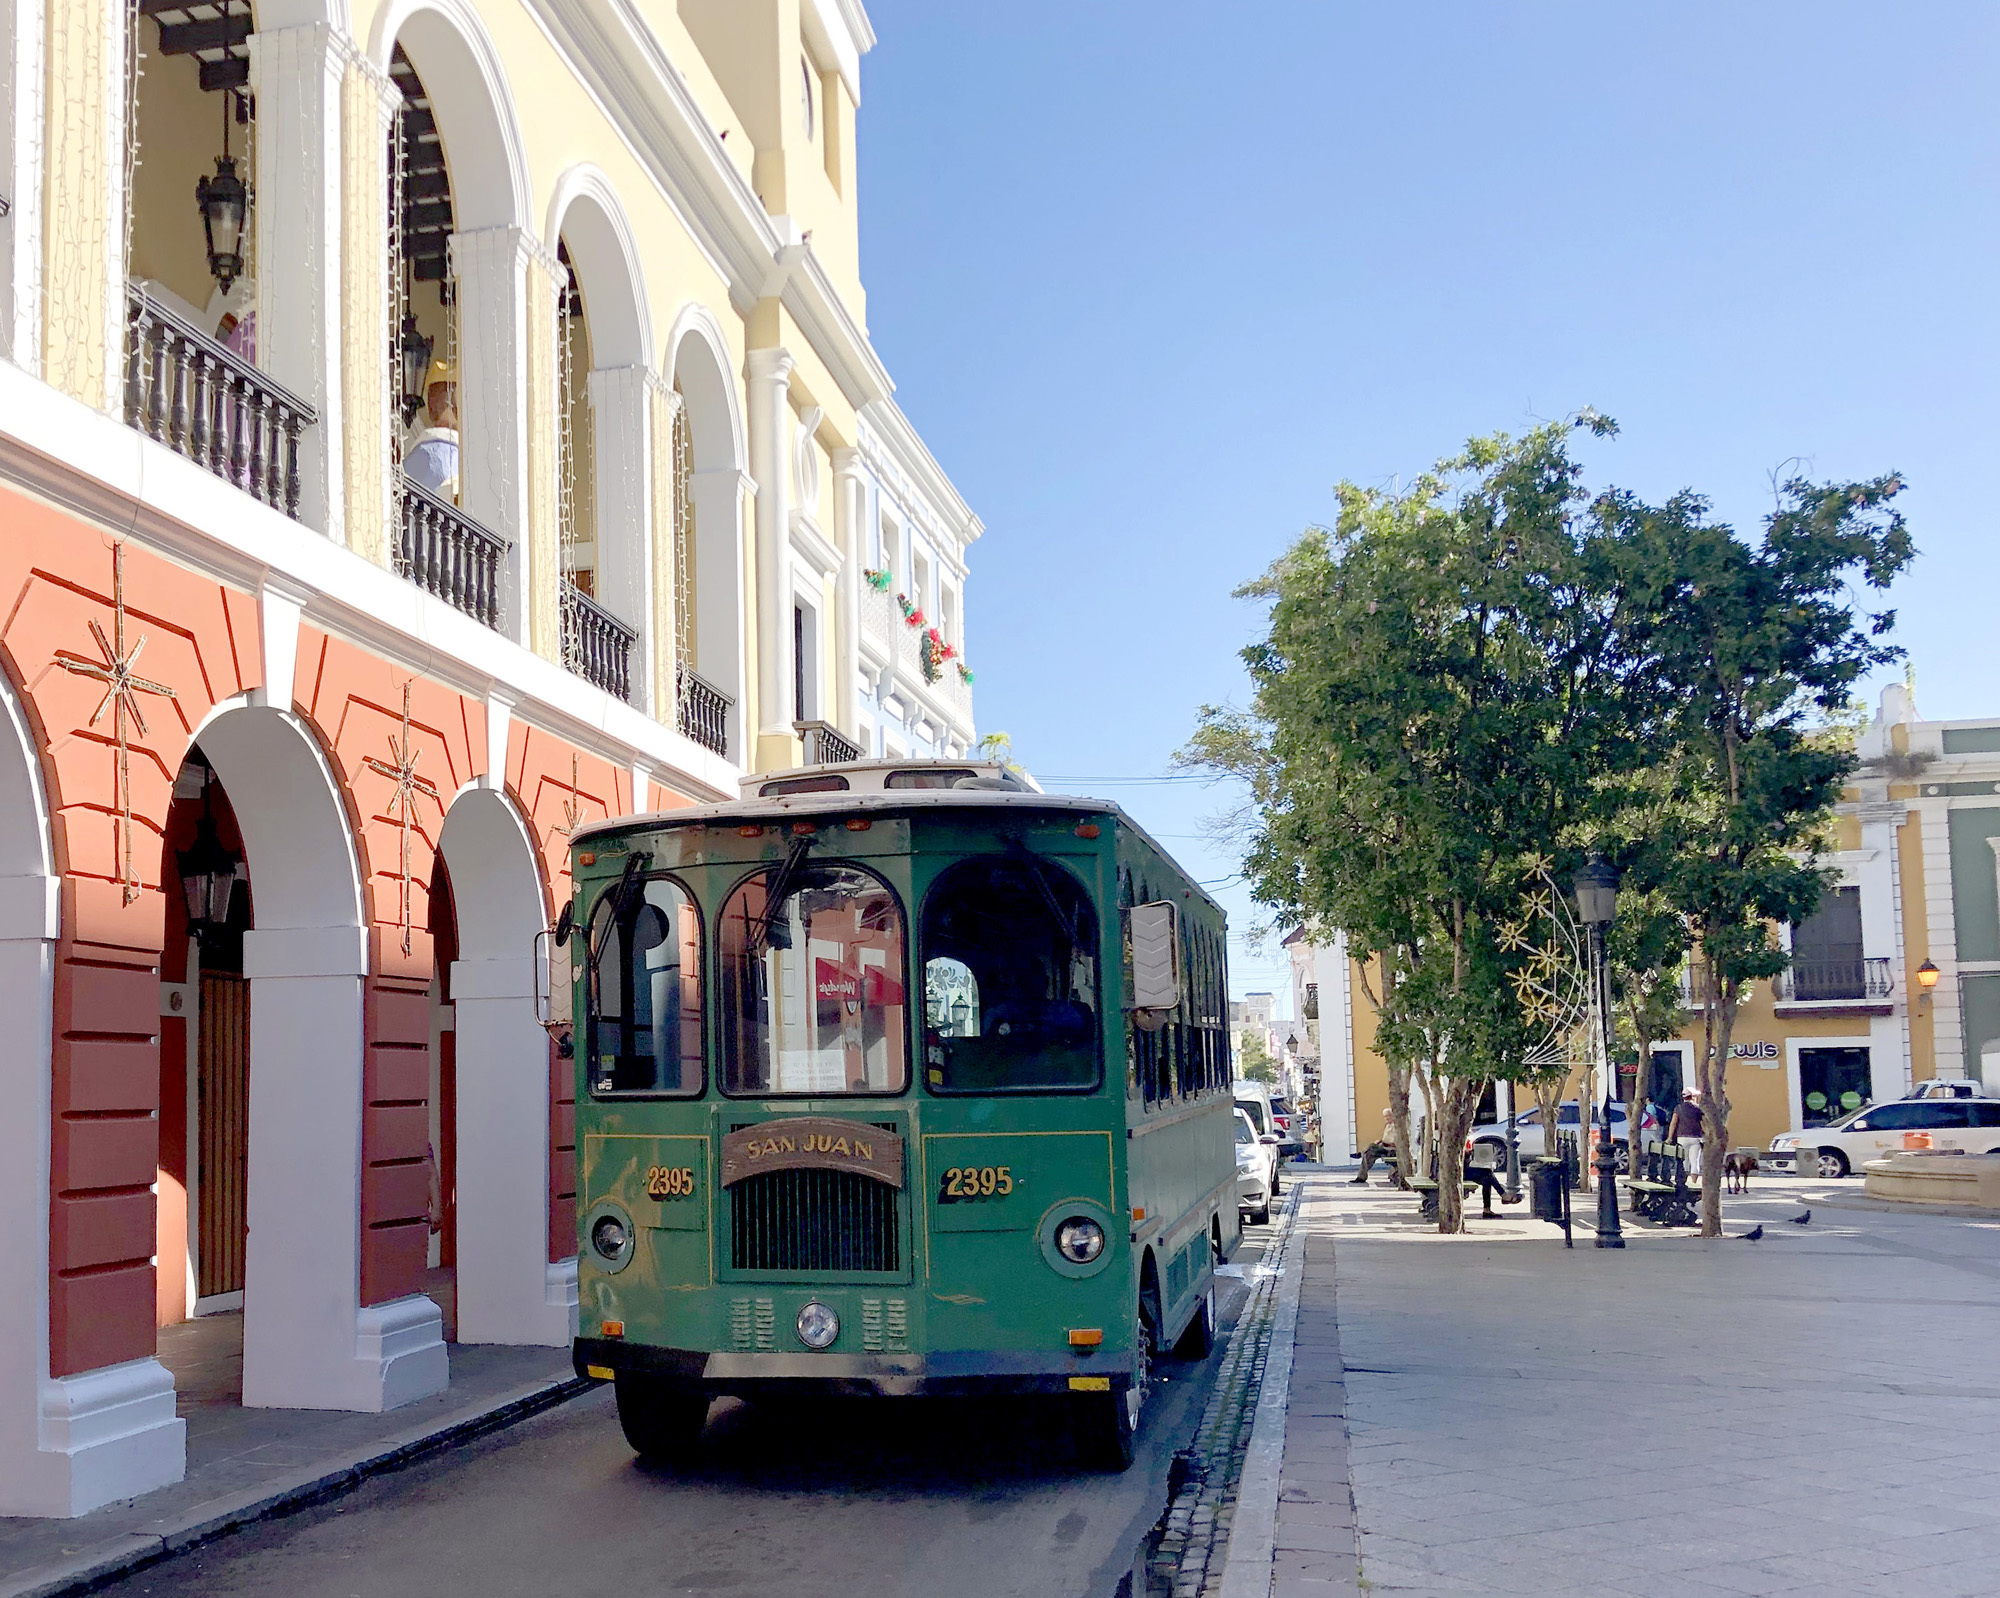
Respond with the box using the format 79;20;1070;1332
587;876;704;1096
921;855;1100;1093
885;768;976;789
720;863;908;1095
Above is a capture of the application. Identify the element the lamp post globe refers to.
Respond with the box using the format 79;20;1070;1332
1572;852;1625;1249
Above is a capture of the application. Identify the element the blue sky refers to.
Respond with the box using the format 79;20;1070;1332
856;3;2000;1008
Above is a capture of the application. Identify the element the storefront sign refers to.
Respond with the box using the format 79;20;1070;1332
1730;1041;1779;1062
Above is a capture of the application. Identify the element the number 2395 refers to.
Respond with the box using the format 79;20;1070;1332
644;1165;696;1199
938;1165;1012;1201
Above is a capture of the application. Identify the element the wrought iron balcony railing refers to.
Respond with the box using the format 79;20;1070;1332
395;478;508;629
795;719;862;766
123;286;317;520
1773;957;1894;1004
560;580;636;704
676;666;732;757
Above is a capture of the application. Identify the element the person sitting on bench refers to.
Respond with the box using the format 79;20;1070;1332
1350;1109;1401;1186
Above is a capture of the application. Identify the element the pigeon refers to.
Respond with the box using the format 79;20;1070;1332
1741;1224;1764;1241
1789;1209;1811;1226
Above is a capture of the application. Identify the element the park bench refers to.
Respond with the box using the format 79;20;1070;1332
1627;1144;1697;1227
1409;1175;1482;1220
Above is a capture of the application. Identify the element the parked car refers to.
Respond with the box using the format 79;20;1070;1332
1236;1108;1280;1224
1234;1081;1300;1163
1768;1095;2000;1177
1268;1094;1306;1159
1469;1102;1630;1174
1908;1080;1998;1101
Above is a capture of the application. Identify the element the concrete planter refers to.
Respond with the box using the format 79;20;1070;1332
1862;1151;2000;1209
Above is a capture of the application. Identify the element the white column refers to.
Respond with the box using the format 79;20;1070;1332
1918;798;1963;1077
1;0;44;372
451;226;541;647
240;926;447;1410
587;364;653;715
832;446;864;739
1857;804;1909;1098
248;23;348;537
746;348;795;750
451;955;571;1347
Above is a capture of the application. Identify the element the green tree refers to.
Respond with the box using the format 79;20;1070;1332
1237;1031;1277;1086
1602;474;1911;1234
1182;417;1634;1232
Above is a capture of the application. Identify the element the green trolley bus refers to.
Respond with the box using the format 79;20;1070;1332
549;760;1238;1468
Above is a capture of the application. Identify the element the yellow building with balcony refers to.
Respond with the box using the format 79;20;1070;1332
0;0;981;1517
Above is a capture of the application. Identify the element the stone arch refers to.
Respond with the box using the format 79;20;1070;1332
436;784;572;1346
191;700;446;1412
548;168;654;707
370;0;529;235
665;304;749;755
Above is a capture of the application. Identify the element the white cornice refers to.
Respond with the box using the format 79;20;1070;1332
859;401;981;547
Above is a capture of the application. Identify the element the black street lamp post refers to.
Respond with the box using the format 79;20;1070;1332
1573;852;1624;1249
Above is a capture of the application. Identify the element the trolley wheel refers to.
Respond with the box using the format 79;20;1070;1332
1077;1299;1154;1471
1172;1286;1216;1361
614;1373;709;1462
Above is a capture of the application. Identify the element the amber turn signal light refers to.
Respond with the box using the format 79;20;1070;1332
845;818;871;831
792;821;817;835
1068;1328;1103;1348
602;1320;624;1338
579;851;596;866
1075;823;1100;839
737;825;764;837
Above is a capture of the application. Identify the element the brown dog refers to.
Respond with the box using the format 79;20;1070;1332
1723;1150;1758;1194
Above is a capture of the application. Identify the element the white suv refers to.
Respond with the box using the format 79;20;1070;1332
1235;1108;1280;1224
1769;1096;2000;1177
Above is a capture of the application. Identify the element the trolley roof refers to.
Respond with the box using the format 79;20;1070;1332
569;762;1222;917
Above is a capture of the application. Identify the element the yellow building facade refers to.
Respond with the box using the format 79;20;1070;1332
0;0;984;1518
1298;685;2000;1161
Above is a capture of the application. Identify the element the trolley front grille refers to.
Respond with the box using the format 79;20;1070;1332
729;1167;901;1275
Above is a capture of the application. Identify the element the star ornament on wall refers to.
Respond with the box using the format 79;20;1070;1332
55;543;178;905
363;681;440;955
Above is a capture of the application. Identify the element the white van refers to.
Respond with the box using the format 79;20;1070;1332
1769;1095;2000;1177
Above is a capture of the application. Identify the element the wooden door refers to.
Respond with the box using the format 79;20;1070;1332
197;972;249;1299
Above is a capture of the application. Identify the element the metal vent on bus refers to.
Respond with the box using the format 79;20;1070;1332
729;1167;900;1275
859;1297;910;1353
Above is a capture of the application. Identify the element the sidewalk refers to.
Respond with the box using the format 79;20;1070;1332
1253;1169;2000;1597
0;1315;581;1598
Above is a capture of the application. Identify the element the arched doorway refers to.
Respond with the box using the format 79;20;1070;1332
183;703;447;1411
156;751;254;1330
436;786;570;1346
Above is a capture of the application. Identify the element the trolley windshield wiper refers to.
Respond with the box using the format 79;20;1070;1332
589;850;651;975
750;835;814;954
1008;839;1083;952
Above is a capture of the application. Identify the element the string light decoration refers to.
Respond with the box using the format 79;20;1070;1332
1494;856;1594;1071
671;384;695;704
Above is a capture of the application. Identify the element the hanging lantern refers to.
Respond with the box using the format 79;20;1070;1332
397;312;434;425
177;809;240;941
196;93;250;294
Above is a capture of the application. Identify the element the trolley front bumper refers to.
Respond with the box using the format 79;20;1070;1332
574;1338;1135;1399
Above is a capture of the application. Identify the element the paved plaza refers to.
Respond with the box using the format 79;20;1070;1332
1269;1170;2000;1597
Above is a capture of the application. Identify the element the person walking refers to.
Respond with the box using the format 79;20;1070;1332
1668;1090;1705;1179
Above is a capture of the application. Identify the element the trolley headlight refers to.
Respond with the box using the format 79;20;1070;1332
591;1215;630;1261
796;1301;840;1350
1056;1217;1107;1264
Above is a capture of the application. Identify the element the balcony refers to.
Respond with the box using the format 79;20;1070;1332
795;719;862;766
395;480;508;630
560;580;637;704
1773;957;1895;1007
676;666;732;758
123;288;316;520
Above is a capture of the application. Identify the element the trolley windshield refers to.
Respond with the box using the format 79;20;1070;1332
921;855;1099;1093
719;862;908;1095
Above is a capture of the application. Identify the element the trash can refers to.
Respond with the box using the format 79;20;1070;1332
1529;1159;1564;1222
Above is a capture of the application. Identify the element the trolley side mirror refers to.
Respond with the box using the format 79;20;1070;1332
533;922;574;1035
1127;900;1182;1013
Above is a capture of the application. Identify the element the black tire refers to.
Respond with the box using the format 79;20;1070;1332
1172;1287;1216;1361
1248;1198;1271;1225
1815;1148;1849;1179
1270;1167;1283;1199
614;1373;710;1462
1077;1297;1153;1470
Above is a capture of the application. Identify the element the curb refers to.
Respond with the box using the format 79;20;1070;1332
1217;1188;1303;1598
0;1374;594;1598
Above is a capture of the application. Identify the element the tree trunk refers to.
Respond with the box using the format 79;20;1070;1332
1433;1076;1487;1233
1694;964;1739;1237
1386;1059;1415;1189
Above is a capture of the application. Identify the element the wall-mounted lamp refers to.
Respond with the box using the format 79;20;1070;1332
1915;959;1941;1005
